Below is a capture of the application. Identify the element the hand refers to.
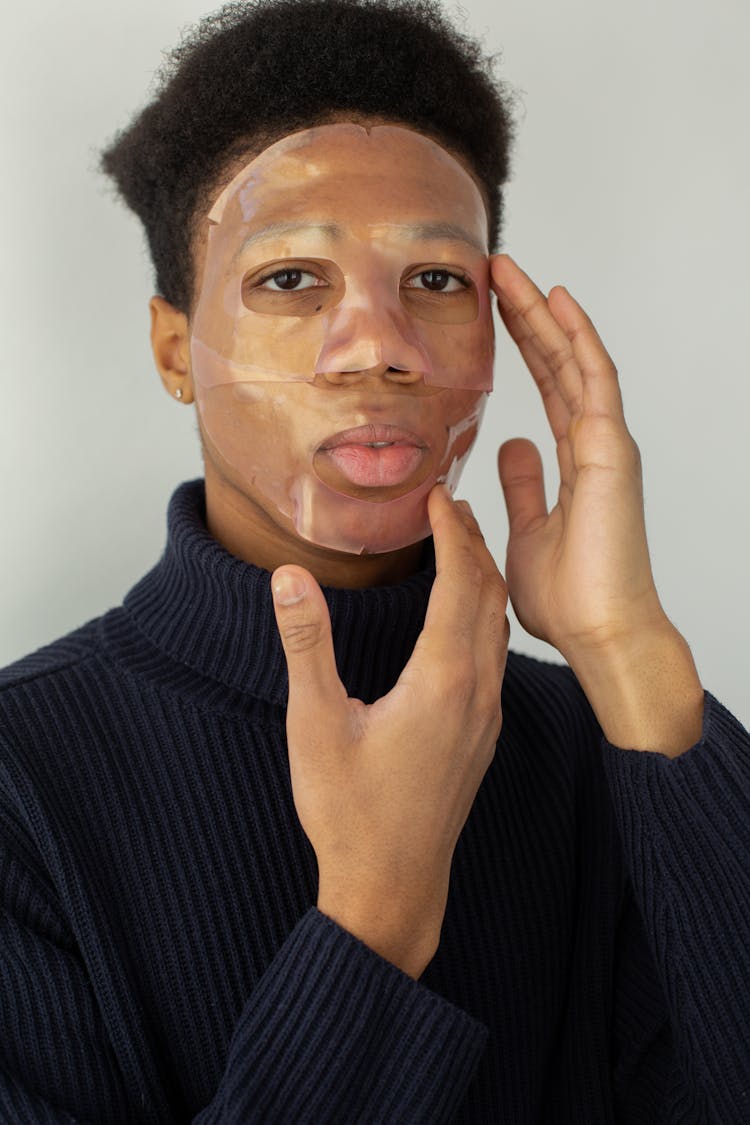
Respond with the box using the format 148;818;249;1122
490;253;703;755
271;486;509;977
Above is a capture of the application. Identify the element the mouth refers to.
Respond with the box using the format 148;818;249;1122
317;423;429;490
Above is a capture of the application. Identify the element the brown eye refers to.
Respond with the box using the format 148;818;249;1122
401;268;477;324
407;270;469;293
261;269;317;291
241;258;345;316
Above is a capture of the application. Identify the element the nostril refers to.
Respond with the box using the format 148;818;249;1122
385;368;424;383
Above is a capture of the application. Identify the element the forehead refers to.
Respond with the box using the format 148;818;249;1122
208;123;488;245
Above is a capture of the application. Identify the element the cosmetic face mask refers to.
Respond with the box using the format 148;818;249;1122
190;123;495;554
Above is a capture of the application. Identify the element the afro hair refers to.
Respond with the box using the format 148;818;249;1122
100;0;516;313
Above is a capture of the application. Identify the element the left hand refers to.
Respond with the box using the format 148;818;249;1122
489;252;664;660
489;253;703;754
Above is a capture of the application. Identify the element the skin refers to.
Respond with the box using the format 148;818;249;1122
151;118;705;979
151;115;491;588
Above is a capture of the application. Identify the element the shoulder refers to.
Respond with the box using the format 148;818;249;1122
0;616;106;695
0;615;116;769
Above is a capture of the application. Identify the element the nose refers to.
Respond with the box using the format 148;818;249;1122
312;302;431;382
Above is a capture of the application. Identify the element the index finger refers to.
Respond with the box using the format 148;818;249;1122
420;485;488;647
490;253;584;413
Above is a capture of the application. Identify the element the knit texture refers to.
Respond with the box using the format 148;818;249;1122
1;479;748;1123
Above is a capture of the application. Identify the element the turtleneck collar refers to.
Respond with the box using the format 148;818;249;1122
117;479;436;708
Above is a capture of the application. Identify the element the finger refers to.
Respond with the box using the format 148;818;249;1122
497;439;548;537
555;435;576;511
492;254;584;414
453;499;510;679
499;322;573;443
421;484;483;646
271;566;348;725
547;285;625;421
453;499;504;584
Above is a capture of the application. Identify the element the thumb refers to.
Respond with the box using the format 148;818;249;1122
271;566;347;721
497;438;548;535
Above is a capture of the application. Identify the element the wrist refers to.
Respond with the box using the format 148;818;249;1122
317;885;444;979
564;619;704;757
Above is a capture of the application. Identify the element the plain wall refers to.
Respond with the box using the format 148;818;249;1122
1;0;748;726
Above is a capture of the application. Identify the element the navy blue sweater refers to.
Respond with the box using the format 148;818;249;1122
1;480;749;1123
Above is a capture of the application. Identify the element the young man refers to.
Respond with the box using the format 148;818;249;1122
1;1;748;1121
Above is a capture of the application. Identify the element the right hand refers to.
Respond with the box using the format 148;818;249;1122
271;485;509;979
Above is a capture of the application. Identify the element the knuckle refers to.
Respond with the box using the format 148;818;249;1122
535;369;558;401
465;524;486;545
545;343;574;375
452;540;484;580
463;555;485;590
282;619;325;655
516;292;545;321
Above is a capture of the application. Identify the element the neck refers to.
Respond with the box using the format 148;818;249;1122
204;466;426;588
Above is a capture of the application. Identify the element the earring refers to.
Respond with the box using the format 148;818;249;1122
174;387;184;400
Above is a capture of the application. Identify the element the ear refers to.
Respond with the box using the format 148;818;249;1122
149;296;194;404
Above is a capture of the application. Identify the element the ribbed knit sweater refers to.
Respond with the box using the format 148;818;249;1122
1;479;749;1124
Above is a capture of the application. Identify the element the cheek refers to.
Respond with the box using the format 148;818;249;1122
420;388;486;438
196;382;312;475
226;307;327;378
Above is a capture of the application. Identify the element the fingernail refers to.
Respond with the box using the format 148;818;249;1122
272;571;306;606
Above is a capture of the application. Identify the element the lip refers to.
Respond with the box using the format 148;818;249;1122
316;422;431;492
318;423;428;451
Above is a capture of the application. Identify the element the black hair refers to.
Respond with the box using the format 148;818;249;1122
100;0;516;314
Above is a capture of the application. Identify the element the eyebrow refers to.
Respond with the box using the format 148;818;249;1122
238;221;342;254
384;222;486;252
236;219;485;256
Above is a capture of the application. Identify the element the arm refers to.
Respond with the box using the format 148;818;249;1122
270;484;508;981
604;693;750;1123
490;253;749;1119
609;877;708;1124
1;795;487;1124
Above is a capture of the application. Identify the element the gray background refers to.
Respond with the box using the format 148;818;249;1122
1;0;748;726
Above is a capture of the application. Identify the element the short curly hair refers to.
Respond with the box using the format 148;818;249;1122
100;0;516;314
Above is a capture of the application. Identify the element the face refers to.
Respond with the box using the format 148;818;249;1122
189;123;494;555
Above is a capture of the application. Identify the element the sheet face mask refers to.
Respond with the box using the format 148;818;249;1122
190;123;495;554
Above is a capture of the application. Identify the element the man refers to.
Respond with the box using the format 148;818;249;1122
2;1;748;1121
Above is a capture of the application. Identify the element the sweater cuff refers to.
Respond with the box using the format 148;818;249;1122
601;689;750;820
600;691;750;1118
202;906;488;1123
601;690;748;764
600;689;750;901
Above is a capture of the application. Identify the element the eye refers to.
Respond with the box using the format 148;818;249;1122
405;269;470;293
258;268;324;291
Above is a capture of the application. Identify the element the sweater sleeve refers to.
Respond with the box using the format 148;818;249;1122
602;691;750;1123
1;767;487;1124
193;908;487;1123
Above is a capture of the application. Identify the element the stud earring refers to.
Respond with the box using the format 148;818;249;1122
174;387;184;400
